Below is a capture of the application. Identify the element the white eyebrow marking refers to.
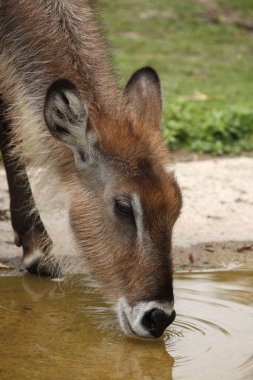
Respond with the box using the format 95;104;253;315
132;193;149;246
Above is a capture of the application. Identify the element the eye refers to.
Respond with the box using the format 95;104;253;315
115;197;133;218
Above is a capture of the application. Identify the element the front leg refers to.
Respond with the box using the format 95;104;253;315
0;97;59;277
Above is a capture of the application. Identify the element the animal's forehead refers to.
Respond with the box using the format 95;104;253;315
96;112;182;215
112;158;182;223
114;161;177;204
96;113;170;166
134;171;182;229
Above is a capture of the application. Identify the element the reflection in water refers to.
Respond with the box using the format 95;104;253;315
0;270;252;379
0;274;174;380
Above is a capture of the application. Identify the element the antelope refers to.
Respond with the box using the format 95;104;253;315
0;0;182;339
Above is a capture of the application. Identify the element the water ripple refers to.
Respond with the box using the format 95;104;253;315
164;270;253;380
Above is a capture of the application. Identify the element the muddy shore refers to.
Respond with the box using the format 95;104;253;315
0;156;253;273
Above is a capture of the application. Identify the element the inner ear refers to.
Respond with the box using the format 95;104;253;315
124;67;162;129
44;78;88;145
44;78;98;168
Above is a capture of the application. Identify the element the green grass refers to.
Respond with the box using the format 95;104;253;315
97;0;253;155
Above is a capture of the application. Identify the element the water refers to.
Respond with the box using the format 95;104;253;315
0;270;252;380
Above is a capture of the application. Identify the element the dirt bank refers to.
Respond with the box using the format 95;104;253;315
173;241;253;272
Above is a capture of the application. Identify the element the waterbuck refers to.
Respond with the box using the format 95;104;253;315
0;0;182;339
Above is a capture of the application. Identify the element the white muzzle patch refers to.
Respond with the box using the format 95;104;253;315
116;297;175;338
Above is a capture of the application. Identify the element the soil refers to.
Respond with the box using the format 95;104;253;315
0;155;253;273
173;241;253;272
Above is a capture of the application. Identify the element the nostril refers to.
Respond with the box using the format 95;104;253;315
142;308;176;338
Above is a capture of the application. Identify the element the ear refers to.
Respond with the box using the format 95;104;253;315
44;78;97;169
124;67;162;129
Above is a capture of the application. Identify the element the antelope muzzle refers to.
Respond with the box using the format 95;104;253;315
117;298;176;339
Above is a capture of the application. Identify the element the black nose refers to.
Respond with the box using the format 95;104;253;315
142;308;176;338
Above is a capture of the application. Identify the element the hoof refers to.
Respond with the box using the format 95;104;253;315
24;252;61;278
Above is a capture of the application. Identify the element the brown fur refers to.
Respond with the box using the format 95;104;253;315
0;0;182;305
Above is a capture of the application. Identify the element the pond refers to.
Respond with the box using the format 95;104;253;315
0;270;252;379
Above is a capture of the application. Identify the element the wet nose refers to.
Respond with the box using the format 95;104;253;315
142;308;176;338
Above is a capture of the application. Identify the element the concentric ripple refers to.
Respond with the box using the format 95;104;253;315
164;270;253;380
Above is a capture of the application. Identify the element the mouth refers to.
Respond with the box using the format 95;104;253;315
116;297;176;339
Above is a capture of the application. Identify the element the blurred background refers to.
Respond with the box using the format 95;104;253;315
98;0;253;156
